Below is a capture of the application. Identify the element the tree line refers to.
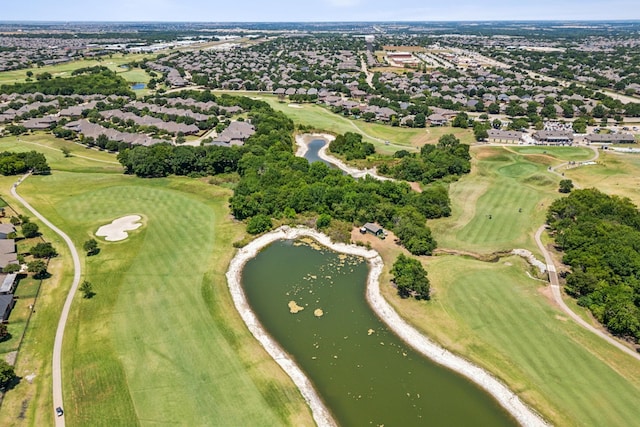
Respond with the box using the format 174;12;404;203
0;67;133;96
117;96;459;255
0;151;50;175
328;132;375;160
547;188;640;342
378;134;471;184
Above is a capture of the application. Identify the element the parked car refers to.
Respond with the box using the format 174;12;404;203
55;407;63;417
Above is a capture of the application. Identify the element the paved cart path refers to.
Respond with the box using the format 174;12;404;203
12;173;82;427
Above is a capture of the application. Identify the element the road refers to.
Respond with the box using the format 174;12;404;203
360;55;375;89
12;173;82;427
534;225;640;361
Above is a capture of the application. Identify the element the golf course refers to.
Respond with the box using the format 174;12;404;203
0;120;639;426
0;137;313;426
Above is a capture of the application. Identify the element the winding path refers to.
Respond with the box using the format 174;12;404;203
12;173;82;427
534;226;640;361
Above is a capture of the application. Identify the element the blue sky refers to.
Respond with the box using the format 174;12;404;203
4;0;639;22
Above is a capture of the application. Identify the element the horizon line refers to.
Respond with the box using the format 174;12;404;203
1;19;640;24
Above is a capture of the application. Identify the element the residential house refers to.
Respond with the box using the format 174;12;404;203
0;224;15;239
0;294;14;322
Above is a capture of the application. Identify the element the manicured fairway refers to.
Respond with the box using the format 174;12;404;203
508;145;594;161
564;151;640;205
7;171;313;426
430;146;563;253
383;256;640;426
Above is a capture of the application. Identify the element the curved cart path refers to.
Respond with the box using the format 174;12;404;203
534;225;640;361
12;173;82;427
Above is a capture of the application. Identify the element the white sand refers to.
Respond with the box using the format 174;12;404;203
294;133;394;182
96;215;142;242
227;226;549;427
288;103;304;109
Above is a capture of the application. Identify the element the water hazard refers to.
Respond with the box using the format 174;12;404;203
242;240;517;426
303;139;339;170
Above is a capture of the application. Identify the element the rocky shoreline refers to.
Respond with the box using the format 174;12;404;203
226;226;549;427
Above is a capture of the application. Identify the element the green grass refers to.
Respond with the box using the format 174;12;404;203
389;256;640;426
0;133;122;174
0;54;154;86
430;146;562;254
8;172;312;426
564;150;640;205
508;146;595;161
215;91;474;154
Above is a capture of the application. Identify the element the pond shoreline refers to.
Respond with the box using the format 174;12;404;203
294;133;393;181
227;226;549;427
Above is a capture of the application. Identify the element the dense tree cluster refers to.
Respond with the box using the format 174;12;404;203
328;132;375;160
0;151;50;175
0;67;133;96
391;254;431;300
378;134;471;184
30;242;57;259
547;189;640;341
117;144;244;178
118;97;452;255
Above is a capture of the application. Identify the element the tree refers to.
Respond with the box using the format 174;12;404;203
473;122;489;141
21;222;39;238
2;264;20;274
27;260;48;279
559;179;574;193
0;360;16;390
80;280;95;299
83;238;99;256
391;254;431;300
451;112;469;128
0;323;9;341
30;242;57;258
316;214;331;229
413;112;426;128
246;214;272;235
572;119;587;134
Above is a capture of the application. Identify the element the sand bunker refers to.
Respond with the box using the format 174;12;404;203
96;215;142;242
314;308;324;317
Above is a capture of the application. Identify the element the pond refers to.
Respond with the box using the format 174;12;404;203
131;83;146;90
304;139;338;169
241;240;517;426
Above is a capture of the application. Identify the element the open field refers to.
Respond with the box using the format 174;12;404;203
0;54;154;86
429;146;574;254
0;133;122;174
0;138;313;426
382;255;640;426
563;150;640;205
